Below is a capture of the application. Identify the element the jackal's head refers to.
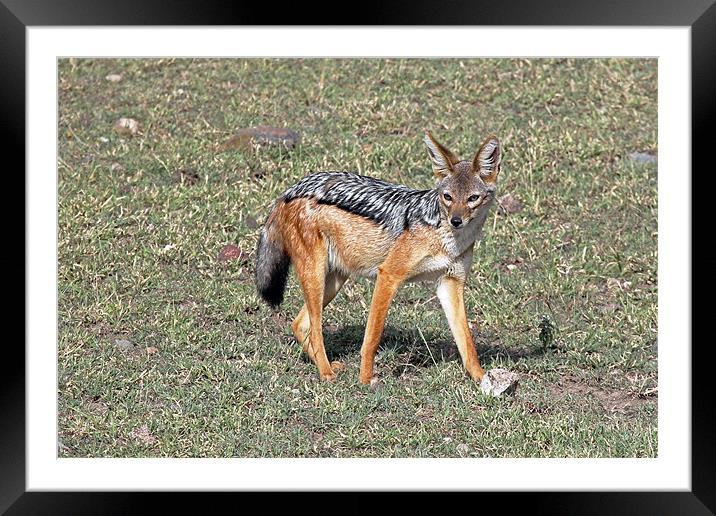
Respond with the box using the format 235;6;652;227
424;130;501;229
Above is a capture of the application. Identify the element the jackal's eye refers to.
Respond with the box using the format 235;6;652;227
443;192;453;202
468;194;481;203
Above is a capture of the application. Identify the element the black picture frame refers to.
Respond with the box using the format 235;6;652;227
5;0;714;513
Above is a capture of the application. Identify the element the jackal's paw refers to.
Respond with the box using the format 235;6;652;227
319;361;344;381
470;367;486;382
359;373;379;388
330;360;345;373
320;371;337;382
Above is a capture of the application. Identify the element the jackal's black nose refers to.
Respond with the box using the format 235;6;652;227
450;216;462;227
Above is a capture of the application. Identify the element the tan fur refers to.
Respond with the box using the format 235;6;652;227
266;131;500;384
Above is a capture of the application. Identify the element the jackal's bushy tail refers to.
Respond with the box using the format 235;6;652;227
255;210;290;308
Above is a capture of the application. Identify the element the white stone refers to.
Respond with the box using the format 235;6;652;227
480;368;519;397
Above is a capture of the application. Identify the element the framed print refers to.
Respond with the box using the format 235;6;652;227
7;0;715;513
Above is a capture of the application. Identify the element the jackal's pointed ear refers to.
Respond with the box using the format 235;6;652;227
474;135;501;184
424;130;459;179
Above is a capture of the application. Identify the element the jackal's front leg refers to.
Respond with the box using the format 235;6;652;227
359;270;402;384
436;276;485;381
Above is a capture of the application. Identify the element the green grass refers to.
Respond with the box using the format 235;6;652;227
58;58;657;458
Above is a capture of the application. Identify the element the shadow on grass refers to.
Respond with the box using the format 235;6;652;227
477;336;548;364
319;324;546;377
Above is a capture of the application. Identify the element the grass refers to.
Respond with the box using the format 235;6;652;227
57;58;657;458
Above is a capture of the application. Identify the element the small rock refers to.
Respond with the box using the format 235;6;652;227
146;346;159;355
110;162;125;172
113;338;135;352
105;74;123;82
113;117;139;136
499;257;523;273
456;443;470;455
498;193;524;215
218;244;244;262
480;368;519;397
245;215;259;229
628;151;657;164
130;424;157;445
217;126;300;152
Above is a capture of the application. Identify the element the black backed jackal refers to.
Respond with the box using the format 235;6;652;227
255;130;501;385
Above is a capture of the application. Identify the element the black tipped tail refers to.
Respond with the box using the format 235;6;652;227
255;224;290;308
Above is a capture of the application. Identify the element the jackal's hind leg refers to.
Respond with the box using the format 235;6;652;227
292;271;348;377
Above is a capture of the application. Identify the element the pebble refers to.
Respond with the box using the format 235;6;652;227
218;244;244;262
113;339;135;352
498;193;524;215
628;151;657;164
113;117;139;136
480;368;519;397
